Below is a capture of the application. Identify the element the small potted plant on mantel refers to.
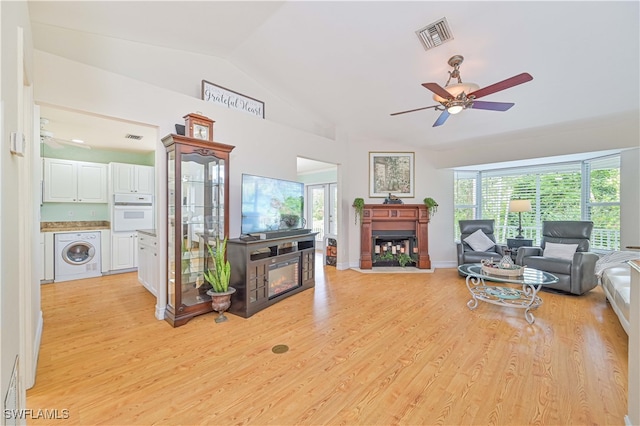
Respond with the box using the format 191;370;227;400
204;237;236;323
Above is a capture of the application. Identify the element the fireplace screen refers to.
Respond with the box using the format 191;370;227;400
268;257;300;299
372;231;418;267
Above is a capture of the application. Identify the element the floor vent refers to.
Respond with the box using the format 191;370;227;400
416;17;454;51
125;134;143;140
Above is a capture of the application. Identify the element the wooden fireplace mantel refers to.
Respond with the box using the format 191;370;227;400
360;204;431;269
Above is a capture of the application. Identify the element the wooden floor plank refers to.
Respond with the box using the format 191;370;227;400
27;260;628;425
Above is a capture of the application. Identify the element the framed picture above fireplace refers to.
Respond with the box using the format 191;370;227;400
369;151;415;198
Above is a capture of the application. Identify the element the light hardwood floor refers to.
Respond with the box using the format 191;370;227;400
28;259;628;425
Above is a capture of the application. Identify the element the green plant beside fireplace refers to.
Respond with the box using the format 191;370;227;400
423;197;438;217
372;251;416;267
353;197;365;225
397;252;416;267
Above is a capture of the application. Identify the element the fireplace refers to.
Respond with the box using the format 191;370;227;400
268;257;300;299
373;230;418;267
360;204;431;269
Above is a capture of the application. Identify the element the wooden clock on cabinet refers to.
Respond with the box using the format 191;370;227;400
183;113;214;141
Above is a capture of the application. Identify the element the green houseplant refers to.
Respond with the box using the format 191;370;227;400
423;197;438;218
396;252;416;267
353;197;365;225
204;237;236;323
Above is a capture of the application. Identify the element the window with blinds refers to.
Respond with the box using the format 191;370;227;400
454;154;620;250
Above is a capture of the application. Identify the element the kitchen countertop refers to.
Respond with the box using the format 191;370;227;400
41;221;111;232
137;229;157;237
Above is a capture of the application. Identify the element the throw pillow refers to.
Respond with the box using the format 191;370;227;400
463;229;495;252
543;242;579;261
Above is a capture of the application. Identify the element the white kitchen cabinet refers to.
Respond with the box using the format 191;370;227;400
100;230;111;273
43;158;108;203
111;232;138;270
110;163;154;194
137;232;158;296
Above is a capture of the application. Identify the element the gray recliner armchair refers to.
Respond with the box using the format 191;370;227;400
516;221;598;295
457;220;506;271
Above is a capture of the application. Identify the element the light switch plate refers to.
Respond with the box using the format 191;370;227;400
10;132;25;157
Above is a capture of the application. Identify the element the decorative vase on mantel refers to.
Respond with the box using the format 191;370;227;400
206;287;236;323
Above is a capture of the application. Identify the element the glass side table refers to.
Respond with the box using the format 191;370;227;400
458;263;559;324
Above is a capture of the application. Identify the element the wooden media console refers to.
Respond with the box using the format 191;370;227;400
227;232;317;318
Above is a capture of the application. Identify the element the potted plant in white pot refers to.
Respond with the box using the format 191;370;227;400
204;237;236;323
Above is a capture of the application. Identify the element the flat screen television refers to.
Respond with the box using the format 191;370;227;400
241;174;305;235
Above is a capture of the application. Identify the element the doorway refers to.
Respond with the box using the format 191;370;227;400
307;183;338;243
296;157;338;248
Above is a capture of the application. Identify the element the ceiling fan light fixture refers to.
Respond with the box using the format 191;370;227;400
432;82;480;103
447;104;464;114
392;54;533;126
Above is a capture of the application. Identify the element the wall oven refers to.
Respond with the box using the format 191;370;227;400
112;194;154;232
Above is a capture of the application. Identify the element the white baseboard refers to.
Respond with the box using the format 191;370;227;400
155;304;165;320
341;260;457;271
28;310;44;389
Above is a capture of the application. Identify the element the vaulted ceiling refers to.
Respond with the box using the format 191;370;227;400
29;1;639;153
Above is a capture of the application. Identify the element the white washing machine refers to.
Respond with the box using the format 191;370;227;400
54;232;102;282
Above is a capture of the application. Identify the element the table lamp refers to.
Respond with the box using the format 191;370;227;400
509;199;532;239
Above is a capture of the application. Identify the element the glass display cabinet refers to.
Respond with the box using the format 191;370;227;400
162;133;235;327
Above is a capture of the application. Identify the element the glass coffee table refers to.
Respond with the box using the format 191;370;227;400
458;263;559;324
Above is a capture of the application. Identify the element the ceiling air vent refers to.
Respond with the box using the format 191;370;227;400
416;17;454;51
125;134;143;140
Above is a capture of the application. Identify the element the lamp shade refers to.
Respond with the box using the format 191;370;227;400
509;199;532;213
432;82;480;103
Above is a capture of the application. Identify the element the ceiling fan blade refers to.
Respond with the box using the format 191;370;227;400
470;101;515;111
390;105;440;116
468;73;533;100
422;82;454;100
433;110;450;127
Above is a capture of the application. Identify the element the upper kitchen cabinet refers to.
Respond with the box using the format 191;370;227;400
43;158;108;203
110;163;154;195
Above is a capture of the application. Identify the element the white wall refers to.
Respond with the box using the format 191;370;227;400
30;23;335;140
1;0;40;417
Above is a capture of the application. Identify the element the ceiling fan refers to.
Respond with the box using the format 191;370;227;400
391;55;533;127
40;118;90;149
